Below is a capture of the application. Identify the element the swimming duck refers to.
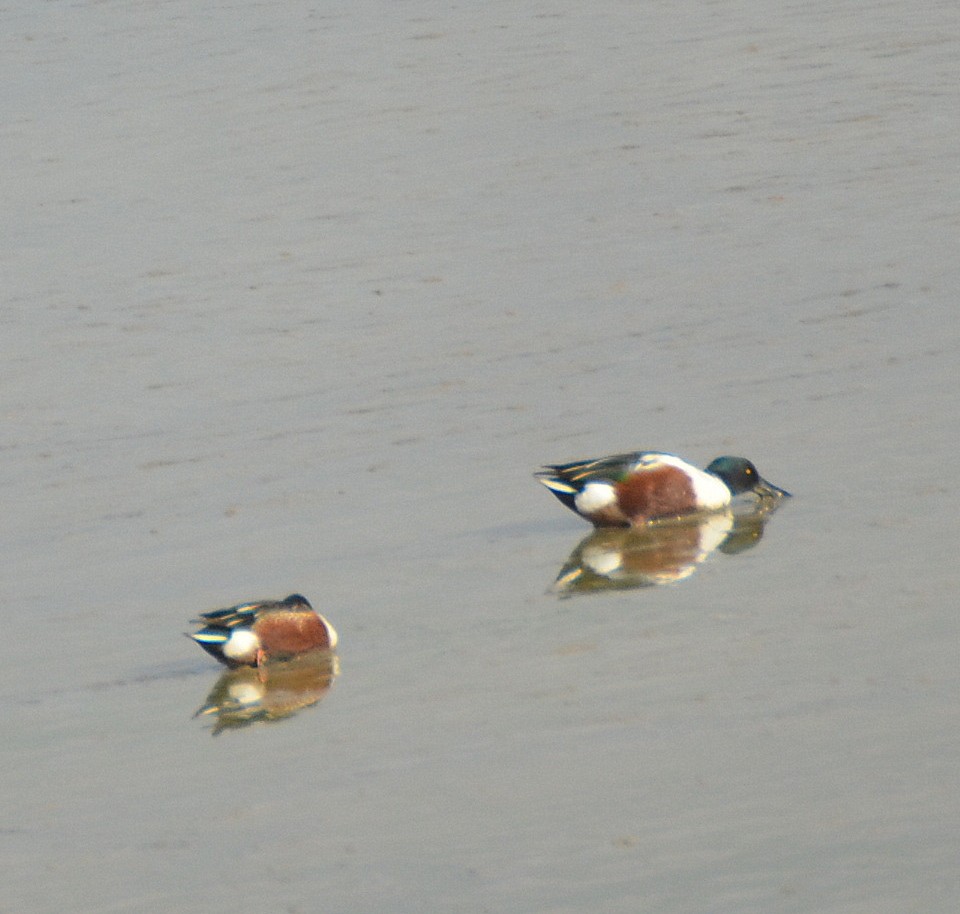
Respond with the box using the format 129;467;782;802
536;452;789;527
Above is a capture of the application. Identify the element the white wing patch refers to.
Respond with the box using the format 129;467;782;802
222;629;261;662
574;481;618;516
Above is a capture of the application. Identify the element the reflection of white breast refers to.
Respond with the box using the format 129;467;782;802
696;511;735;555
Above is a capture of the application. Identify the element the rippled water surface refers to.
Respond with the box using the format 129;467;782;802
2;1;958;911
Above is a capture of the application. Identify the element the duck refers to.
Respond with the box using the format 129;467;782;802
536;451;789;527
190;593;338;667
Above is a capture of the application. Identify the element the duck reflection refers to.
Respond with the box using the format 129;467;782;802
551;505;784;596
194;650;339;735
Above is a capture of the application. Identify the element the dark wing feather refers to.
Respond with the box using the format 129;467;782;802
194;601;268;629
193;595;312;629
540;451;649;484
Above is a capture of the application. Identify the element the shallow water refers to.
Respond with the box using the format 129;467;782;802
2;1;959;911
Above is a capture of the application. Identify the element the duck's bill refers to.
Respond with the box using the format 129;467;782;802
755;478;791;499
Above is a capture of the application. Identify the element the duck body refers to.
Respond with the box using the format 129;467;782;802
190;594;338;667
536;452;789;527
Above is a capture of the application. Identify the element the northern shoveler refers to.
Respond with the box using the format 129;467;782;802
536;452;790;527
190;594;338;667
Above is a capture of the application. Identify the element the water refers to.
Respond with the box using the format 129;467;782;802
2;1;958;911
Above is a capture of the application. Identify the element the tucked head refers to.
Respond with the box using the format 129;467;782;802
706;456;791;499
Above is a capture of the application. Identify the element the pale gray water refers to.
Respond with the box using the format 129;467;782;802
2;1;958;911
